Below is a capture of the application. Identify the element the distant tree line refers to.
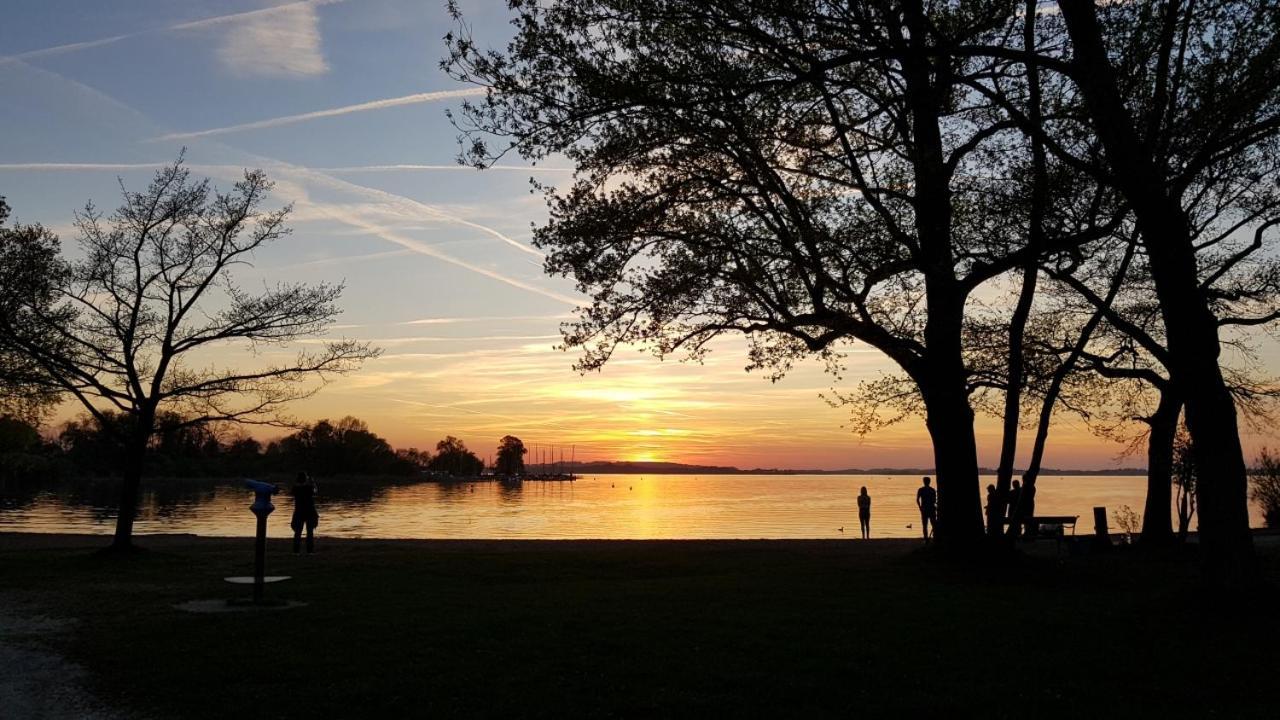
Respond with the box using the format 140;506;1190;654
0;412;498;481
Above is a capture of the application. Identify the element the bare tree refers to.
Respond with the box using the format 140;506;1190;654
0;160;379;549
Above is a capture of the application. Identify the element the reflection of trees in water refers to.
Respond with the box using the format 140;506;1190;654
0;476;44;511
1;476;399;520
309;479;396;503
0;475;418;527
0;477;125;523
139;483;219;521
435;481;474;500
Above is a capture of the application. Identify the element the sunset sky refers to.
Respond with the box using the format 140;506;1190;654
3;0;1276;470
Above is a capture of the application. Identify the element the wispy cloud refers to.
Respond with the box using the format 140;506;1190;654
217;1;330;78
152;88;487;142
0;1;346;66
171;0;346;32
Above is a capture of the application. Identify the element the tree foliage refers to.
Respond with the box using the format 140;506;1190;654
445;0;1130;542
0;196;64;424
428;435;484;476
1172;428;1198;539
494;434;527;476
1251;448;1280;529
265;416;424;476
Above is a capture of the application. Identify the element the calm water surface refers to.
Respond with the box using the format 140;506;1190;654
2;474;1263;539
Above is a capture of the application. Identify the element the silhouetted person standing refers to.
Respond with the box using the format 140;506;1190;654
985;483;999;534
1006;479;1023;536
916;476;937;542
291;472;319;554
1020;474;1038;538
857;486;872;539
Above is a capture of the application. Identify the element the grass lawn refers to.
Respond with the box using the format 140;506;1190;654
1;533;1276;718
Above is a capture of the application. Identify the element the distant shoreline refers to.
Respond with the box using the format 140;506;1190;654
530;462;1149;476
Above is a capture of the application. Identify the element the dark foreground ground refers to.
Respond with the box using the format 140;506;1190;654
1;533;1277;719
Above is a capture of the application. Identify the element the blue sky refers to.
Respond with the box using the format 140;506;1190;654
2;0;1270;469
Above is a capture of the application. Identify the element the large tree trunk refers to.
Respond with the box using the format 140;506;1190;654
1059;0;1256;585
1150;237;1254;579
919;319;986;546
111;448;143;549
110;418;151;550
994;0;1049;537
921;382;985;545
898;1;984;546
1140;389;1180;546
994;262;1036;535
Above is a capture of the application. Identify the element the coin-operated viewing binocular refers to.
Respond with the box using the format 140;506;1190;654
243;478;280;516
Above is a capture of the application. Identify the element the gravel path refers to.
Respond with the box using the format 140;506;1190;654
0;596;124;720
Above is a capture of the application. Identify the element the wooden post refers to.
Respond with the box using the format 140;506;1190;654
1093;506;1111;548
253;513;267;603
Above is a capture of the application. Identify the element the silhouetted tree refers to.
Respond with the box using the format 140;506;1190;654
1172;428;1198;541
1043;232;1279;546
0;197;65;425
940;0;1280;572
0;160;378;549
222;430;264;469
1046;0;1279;583
495;435;527;476
428;435;483;477
58;413;131;474
1251;448;1280;529
0;414;62;482
266;416;413;476
0;415;40;454
396;447;432;471
445;0;1118;545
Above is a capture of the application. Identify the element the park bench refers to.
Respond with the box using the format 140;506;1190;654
1001;515;1079;554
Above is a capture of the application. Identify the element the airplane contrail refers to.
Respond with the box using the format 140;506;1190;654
0;160;549;260
275;163;546;259
317;164;574;174
0;0;347;66
0;162;166;171
152;88;487;142
318;209;577;306
0;64;567;307
401;315;575;325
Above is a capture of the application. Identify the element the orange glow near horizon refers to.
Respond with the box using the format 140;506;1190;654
41;317;1280;472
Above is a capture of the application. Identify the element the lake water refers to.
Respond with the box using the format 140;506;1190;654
1;474;1265;539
